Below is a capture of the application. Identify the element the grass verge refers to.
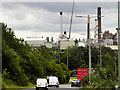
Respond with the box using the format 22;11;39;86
60;77;77;85
70;77;77;80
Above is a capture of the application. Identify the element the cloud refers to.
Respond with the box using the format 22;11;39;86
2;2;117;13
1;2;118;40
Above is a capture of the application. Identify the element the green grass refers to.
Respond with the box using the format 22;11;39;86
60;82;71;85
70;77;77;80
3;81;35;89
60;77;77;85
19;83;35;88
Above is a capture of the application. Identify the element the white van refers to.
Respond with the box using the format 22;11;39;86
36;78;48;90
47;76;59;87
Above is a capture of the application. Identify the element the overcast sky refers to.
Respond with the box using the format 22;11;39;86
1;2;118;41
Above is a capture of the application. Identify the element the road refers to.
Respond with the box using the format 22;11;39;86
23;84;81;90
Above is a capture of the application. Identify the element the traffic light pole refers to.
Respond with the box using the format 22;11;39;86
118;1;120;89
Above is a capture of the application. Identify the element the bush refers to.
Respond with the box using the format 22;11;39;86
81;68;117;88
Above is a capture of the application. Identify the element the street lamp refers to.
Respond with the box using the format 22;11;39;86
67;48;69;69
115;57;117;74
118;1;120;89
76;15;97;42
76;15;97;85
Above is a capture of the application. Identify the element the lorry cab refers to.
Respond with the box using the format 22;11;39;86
47;76;59;87
36;78;48;90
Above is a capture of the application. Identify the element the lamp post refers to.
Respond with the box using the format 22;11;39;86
115;57;116;74
100;40;102;69
118;1;120;89
67;48;69;69
76;15;96;84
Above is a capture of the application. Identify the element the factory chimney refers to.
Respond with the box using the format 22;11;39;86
60;12;63;38
87;15;90;40
98;7;101;44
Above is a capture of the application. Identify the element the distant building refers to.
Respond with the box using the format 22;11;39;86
25;37;57;48
103;31;113;39
105;45;118;51
113;33;118;45
103;31;113;45
102;31;118;46
75;39;85;47
25;37;47;48
59;40;75;50
77;42;85;47
75;39;79;47
44;42;53;48
103;39;113;45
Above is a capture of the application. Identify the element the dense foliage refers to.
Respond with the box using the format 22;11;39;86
2;22;118;88
2;23;70;87
59;40;118;88
60;46;99;71
80;46;118;88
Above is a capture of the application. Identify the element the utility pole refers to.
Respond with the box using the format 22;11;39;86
88;15;91;84
67;48;69;69
118;1;120;89
76;15;96;85
115;57;116;74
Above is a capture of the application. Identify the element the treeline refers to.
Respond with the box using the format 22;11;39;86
60;44;118;88
60;43;118;88
60;46;99;70
58;41;118;88
77;46;118;88
2;23;70;87
60;46;118;71
2;22;118;88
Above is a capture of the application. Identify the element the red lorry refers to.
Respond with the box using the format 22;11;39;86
77;68;94;81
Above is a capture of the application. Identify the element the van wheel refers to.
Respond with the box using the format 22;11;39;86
36;87;38;90
56;85;59;88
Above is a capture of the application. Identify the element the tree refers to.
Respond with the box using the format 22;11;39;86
2;22;70;88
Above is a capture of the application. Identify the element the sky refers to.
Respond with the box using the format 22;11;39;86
1;1;118;41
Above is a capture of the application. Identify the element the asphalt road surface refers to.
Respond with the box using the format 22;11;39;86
24;85;81;90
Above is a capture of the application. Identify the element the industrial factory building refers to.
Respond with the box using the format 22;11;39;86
24;37;47;48
59;40;75;50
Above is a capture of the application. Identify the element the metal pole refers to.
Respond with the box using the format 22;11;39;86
118;1;120;89
67;48;68;69
0;23;2;90
76;15;96;85
100;43;102;68
88;15;91;84
115;57;116;74
87;15;90;40
60;12;63;37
